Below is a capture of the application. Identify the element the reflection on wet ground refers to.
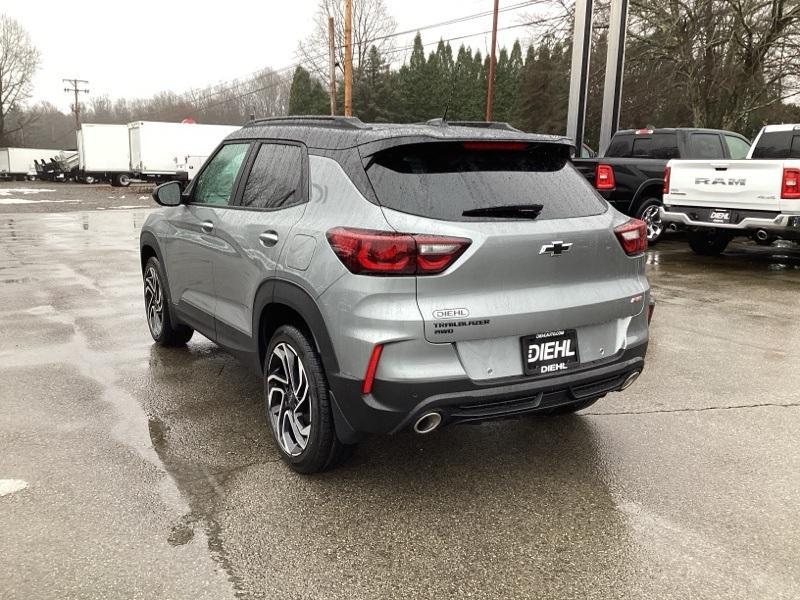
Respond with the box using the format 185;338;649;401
1;212;799;599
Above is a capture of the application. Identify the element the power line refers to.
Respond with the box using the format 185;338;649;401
186;18;551;119
195;1;538;106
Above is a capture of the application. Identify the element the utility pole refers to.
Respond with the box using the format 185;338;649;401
485;0;500;121
328;16;337;116
63;78;90;130
343;0;353;117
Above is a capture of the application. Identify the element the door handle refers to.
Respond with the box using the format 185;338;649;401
201;221;214;233
259;231;279;247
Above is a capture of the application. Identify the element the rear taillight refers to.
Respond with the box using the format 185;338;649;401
614;219;648;255
663;166;671;194
595;164;616;190
326;228;471;275
781;168;800;199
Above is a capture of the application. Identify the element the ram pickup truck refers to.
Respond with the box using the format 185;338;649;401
661;123;800;255
573;127;751;243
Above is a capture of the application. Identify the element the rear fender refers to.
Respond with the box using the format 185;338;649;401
252;279;361;444
631;179;664;215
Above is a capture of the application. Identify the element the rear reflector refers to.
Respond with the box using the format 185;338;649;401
614;219;648;255
462;141;527;151
362;344;383;394
326;227;470;275
663;166;671;195
781;168;800;199
595;164;616;190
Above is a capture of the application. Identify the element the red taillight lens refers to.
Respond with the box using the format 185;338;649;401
663;166;671;195
781;168;800;199
595;164;616;190
615;218;648;255
326;228;470;275
362;344;383;394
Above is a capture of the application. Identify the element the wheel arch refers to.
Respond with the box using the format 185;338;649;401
139;231;179;325
253;280;340;377
253;280;358;443
631;180;664;215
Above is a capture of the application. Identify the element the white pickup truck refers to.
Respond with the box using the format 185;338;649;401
660;123;800;255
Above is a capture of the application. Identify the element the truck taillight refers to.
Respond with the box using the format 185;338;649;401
614;219;648;255
781;168;800;199
326;228;471;275
663;166;671;194
595;164;616;190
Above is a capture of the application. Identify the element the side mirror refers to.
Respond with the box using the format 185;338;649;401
152;181;183;207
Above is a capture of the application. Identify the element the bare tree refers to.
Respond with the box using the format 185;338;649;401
298;0;397;79
628;0;800;130
0;14;40;145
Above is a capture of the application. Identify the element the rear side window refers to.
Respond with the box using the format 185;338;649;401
724;135;751;159
241;143;303;209
630;133;679;159
364;142;606;222
688;133;725;159
751;131;800;159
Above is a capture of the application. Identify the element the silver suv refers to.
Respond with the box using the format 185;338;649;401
140;117;651;473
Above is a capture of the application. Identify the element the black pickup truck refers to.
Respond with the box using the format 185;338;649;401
572;127;751;243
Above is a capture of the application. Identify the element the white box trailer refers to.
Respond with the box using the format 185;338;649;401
76;123;132;186
128;121;239;179
0;147;65;180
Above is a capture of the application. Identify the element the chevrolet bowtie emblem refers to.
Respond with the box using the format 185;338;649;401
539;241;573;256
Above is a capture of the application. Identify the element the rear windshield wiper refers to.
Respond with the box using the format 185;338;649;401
461;204;544;219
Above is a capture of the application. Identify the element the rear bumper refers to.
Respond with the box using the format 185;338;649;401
661;205;800;234
328;342;647;441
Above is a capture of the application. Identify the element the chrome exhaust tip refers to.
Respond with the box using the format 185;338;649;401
413;412;443;434
756;229;769;241
619;371;641;391
667;223;679;232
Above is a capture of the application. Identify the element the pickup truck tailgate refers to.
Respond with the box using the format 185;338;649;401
666;160;783;211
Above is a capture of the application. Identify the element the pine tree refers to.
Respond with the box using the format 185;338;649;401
354;46;395;122
397;33;428;121
288;66;329;115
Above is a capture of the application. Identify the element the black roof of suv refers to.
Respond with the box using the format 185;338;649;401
228;116;572;151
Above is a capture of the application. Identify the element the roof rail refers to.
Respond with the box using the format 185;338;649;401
244;115;368;130
424;118;522;132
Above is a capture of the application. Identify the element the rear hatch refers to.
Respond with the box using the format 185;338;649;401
363;140;647;380
666;159;784;211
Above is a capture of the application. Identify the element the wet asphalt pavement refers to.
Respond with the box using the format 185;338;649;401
1;206;799;599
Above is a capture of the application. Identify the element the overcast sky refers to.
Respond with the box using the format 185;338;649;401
4;0;539;113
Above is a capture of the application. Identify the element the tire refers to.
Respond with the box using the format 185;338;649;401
635;197;664;245
264;325;355;473
541;397;600;416
83;175;96;185
113;173;131;187
687;229;732;256
143;257;194;346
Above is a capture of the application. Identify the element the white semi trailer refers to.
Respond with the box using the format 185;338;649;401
128;121;239;180
0;147;65;180
76;123;133;186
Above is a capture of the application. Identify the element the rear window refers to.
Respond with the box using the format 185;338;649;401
629;133;679;159
751;131;800;159
364;142;605;222
605;135;632;157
